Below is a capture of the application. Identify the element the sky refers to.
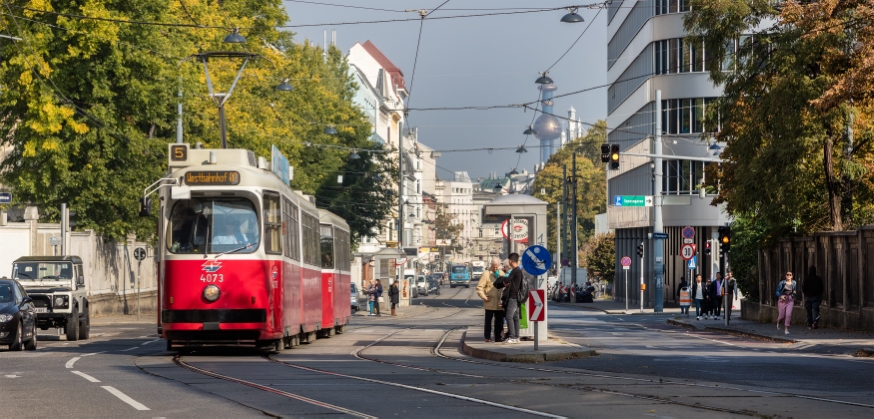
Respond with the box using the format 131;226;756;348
282;0;608;182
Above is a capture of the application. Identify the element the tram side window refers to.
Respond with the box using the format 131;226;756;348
283;198;300;261
264;192;282;255
302;212;320;266
320;225;334;269
335;228;351;271
168;199;259;254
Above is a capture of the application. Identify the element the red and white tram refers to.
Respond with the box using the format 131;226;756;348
149;144;351;351
318;209;352;336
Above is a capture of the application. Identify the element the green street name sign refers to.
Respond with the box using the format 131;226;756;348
613;195;653;207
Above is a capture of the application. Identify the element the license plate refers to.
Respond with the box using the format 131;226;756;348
34;307;48;313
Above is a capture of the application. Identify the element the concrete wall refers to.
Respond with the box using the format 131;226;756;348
748;226;874;332
0;212;156;316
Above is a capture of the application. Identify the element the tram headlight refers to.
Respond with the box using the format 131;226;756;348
203;285;221;302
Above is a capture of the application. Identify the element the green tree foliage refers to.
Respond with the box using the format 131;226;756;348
685;0;874;240
0;1;392;243
726;215;768;302
579;232;615;283
434;205;464;254
531;121;607;253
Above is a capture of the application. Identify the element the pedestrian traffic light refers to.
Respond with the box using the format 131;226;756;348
610;144;620;170
718;226;731;253
705;241;711;256
636;242;644;258
600;144;610;163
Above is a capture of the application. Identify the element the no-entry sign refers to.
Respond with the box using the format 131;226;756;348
528;290;545;322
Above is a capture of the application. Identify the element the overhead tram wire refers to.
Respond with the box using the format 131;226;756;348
545;4;604;72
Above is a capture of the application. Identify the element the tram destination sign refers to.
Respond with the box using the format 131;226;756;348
184;171;241;186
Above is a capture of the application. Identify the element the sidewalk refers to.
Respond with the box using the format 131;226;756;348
91;313;157;325
668;315;874;356
462;326;597;363
551;298;683;315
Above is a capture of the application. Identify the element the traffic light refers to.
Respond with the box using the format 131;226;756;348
718;226;731;253
600;144;610;163
705;241;711;256
68;211;77;230
610;144;620;170
636;242;644;258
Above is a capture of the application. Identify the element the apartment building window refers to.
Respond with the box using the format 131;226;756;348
655;39;706;75
663;160;705;195
661;97;718;134
654;0;690;15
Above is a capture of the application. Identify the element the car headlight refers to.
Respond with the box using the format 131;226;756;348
203;285;221;302
55;297;65;306
0;314;13;322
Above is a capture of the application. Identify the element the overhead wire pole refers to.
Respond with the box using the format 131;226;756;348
653;90;664;312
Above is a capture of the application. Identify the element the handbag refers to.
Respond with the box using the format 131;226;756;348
377;296;385;303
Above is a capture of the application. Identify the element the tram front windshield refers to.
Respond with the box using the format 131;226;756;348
168;199;259;254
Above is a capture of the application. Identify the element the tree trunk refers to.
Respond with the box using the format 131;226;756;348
823;136;843;231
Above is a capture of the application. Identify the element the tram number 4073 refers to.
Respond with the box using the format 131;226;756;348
200;274;224;283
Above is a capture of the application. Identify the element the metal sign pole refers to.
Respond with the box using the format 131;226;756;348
640;249;644;313
137;259;141;321
624;269;628;312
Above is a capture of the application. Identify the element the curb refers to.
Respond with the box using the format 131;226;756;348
666;319;797;343
461;330;597;363
552;302;682;315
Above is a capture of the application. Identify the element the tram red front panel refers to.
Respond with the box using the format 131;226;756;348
321;271;336;329
333;271;350;325
162;259;282;340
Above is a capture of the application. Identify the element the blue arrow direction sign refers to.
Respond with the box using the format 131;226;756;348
688;256;697;270
0;192;11;204
522;245;552;276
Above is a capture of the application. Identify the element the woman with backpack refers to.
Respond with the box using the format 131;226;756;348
776;271;797;334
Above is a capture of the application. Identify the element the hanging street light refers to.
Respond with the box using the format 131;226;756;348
515;145;528;153
276;78;294;91
535;71;553;85
223;28;247;44
349;151;361;160
560;8;585;23
325;125;338;135
523;125;537;135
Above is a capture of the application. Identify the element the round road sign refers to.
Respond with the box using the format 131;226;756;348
681;244;696;261
620;256;632;267
682;226;695;240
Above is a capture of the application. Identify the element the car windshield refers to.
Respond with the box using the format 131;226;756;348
451;266;467;273
168;198;259;254
404;275;415;281
0;283;12;302
417;277;426;282
13;262;74;280
350;283;357;293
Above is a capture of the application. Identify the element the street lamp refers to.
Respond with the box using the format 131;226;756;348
325;125;339;135
535;71;553;85
223;28;247;44
276;78;294;91
560;8;585;23
523;125;537;135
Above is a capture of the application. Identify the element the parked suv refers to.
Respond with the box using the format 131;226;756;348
11;256;90;341
416;276;428;296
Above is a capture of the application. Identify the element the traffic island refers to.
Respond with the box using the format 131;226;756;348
462;326;597;363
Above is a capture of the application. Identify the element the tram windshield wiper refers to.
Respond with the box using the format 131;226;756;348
212;243;253;259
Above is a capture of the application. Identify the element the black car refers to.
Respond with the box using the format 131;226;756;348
0;278;38;351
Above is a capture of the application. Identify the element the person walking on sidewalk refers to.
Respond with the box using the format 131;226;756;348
693;275;705;320
724;271;738;322
389;279;400;316
677;277;690;317
704;278;716;319
477;257;505;343
712;273;724;319
501;253;523;344
776;271;797;334
802;266;823;330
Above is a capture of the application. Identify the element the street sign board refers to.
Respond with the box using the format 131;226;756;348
688;256;697;270
613;195;653;207
561;258;569;267
134;247;147;261
652;232;669;240
521;245;552;276
501;218;529;243
620;256;632;266
0;192;11;203
682;226;695;239
49;236;62;246
436;239;451;246
528;290;545;322
681;244;696;261
683;238;694;244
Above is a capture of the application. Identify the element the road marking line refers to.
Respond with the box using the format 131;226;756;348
141;339;160;346
82;351;106;357
119;347;139;352
102;386;150;411
71;371;100;383
66;357;81;369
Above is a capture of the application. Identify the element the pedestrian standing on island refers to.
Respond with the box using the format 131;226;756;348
802;266;823;330
501;253;523;344
712;272;724;319
693;275;705;320
374;279;384;317
724;271;738;321
389;279;400;316
677;276;690;317
366;280;376;316
776;271;797;334
476;257;505;343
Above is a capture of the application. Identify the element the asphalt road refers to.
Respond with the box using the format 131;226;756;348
2;286;872;418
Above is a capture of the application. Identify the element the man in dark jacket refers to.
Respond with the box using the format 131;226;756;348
802;266;824;329
501;253;523;344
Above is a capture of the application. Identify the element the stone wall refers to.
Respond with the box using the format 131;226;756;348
749;226;874;332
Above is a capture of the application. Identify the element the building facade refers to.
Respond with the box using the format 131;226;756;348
606;1;730;309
